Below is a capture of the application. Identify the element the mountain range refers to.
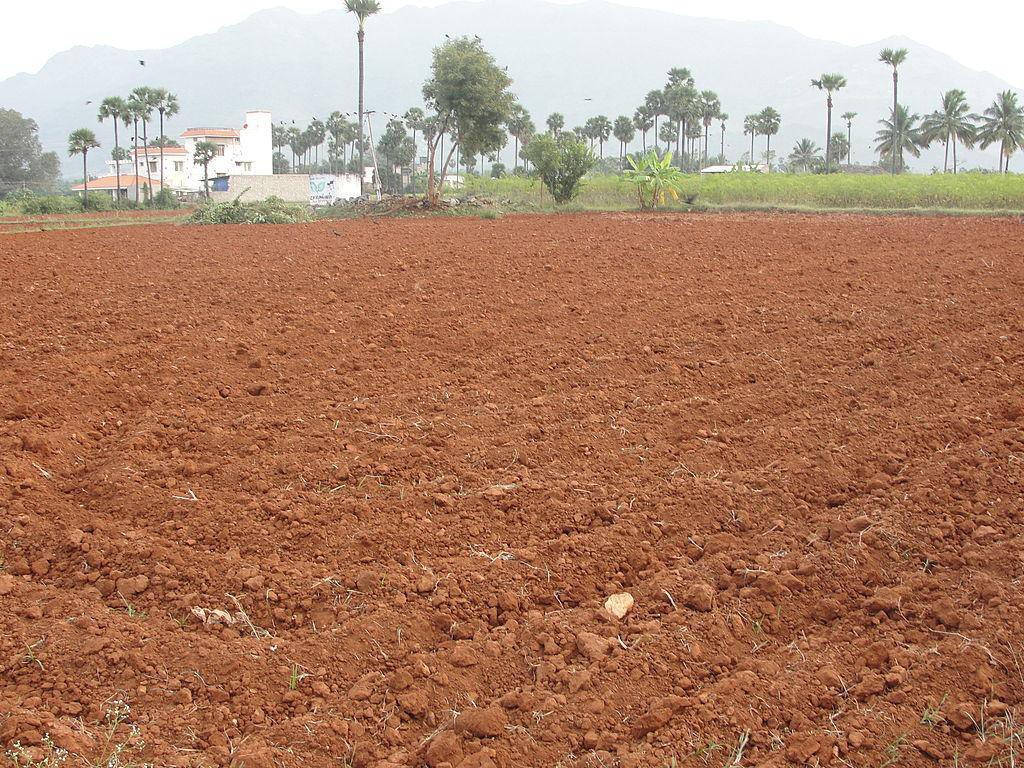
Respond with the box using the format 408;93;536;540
1;0;1019;175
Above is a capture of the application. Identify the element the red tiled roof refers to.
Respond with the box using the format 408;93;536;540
71;175;164;191
181;128;240;139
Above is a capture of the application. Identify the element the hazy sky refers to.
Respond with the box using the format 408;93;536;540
2;0;1023;87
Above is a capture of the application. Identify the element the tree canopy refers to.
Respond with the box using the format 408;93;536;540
0;109;61;196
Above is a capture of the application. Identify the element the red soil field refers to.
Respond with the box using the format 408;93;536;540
1;213;1022;768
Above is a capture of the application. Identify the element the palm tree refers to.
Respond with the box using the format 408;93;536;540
978;91;1024;173
97;97;128;205
193;140;218;199
699;91;721;167
593;115;612;159
344;0;382;186
309;118;327;168
151;89;180;192
128;87;157;201
757;107;781;171
326;113;345;173
664;81;695;168
879;48;909;173
645;90;666;149
68;128;100;209
547;113;565;136
633;107;654;153
921;90;977;174
403;107;425;167
788;139;821;173
743;114;759;166
613;116;635;167
811;74;847;174
718;113;729;159
507;105;535;172
841;112;857;166
875;104;926;173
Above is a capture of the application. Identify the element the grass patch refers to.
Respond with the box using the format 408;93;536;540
466;172;1024;213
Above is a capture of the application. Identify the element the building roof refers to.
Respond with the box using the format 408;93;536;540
181;128;240;139
72;175;164;191
131;146;188;155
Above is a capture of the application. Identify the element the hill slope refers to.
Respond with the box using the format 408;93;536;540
1;0;1017;174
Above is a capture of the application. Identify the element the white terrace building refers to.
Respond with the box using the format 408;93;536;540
100;110;273;198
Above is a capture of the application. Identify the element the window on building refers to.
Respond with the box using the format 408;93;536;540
216;144;226;156
149;161;158;173
174;162;184;172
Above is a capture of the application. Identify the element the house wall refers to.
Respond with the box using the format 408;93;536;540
208;174;362;204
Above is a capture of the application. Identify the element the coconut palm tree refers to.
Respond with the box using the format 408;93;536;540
811;74;847;174
69;128;101;209
743;114;759;166
344;0;382;185
613;116;635;167
633;107;654;153
757;107;781;171
97;97;128;205
978;91;1024;173
921;90;977;174
841;112;857;166
879;48;909;173
788;139;821;173
546;113;565;136
875;104;926;173
699;91;721;167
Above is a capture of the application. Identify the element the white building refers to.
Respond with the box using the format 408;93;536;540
106;110;274;197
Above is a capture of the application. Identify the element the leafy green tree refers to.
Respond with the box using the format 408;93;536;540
811;74;847;174
840;111;857;165
743;114;759;166
523;133;595;203
879;48;909;174
193;140;218;198
152;89;180;189
788;139;821;173
422;36;516;203
97;97;129;201
624;151;687;209
874;104;926;173
68;128;100;209
757;107;781;171
273;152;290;174
921;90;976;173
632;107;654;153
978;91;1023;174
546;113;565;136
613;116;635;166
344;0;382;184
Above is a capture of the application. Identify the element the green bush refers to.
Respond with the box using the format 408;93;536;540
185;196;311;225
522;134;596;203
148;188;181;210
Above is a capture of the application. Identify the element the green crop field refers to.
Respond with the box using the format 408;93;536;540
464;172;1024;213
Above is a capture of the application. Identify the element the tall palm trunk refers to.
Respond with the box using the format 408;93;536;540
847;124;852;166
891;70;899;175
766;134;772;173
676;119;683;169
142;118;153;202
159;109;166;191
952;135;958;174
513;135;519;171
943;134;950;173
357;26;367;189
82;150;89;210
113;120;122;205
750;132;754;165
704;125;710;167
133;119;140;204
824;97;833;174
720;126;725;158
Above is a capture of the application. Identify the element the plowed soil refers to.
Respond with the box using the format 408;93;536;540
2;213;1023;768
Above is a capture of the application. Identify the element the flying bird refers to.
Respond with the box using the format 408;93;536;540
138;60;146;66
85;100;92;105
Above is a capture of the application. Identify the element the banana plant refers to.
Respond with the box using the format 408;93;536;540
623;151;687;209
